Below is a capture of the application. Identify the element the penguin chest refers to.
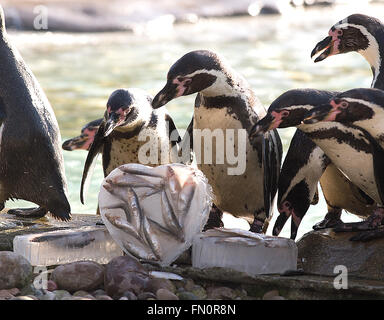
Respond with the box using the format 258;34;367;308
312;138;380;204
193;106;263;221
104;132;172;176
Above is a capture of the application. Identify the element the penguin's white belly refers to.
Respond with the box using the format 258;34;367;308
194;106;263;222
313;138;380;204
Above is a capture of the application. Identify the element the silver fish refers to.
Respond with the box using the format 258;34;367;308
104;213;141;241
161;190;184;242
142;215;162;260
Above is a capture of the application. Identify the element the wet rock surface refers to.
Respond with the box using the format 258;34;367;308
104;256;150;298
297;229;384;281
51;261;105;292
0;251;32;289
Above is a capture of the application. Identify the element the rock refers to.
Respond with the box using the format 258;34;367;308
40;291;56;300
53;290;71;300
145;278;176;294
105;256;149;299
190;285;207;299
96;295;113;300
11;295;35;300
262;290;280;300
184;279;195;291
297;229;384;280
92;289;107;297
73;290;91;297
119;297;129;300
206;286;236;300
269;295;286;300
47;280;57;291
0;251;32;289
177;291;199;300
156;288;179;300
0;288;18;300
123;291;138;300
137;292;157;300
51;261;104;292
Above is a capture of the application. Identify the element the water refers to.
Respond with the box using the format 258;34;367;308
5;2;382;239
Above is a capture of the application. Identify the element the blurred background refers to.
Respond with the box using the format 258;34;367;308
2;0;384;239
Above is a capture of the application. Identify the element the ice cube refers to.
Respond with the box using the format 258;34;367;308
192;228;297;276
13;226;123;266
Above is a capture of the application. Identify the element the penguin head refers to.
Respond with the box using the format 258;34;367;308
62;118;102;151
304;88;382;125
311;14;381;63
104;88;152;136
250;89;334;136
152;50;234;108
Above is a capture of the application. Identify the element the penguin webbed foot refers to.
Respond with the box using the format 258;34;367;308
203;204;224;231
7;207;47;219
333;208;384;233
312;208;343;230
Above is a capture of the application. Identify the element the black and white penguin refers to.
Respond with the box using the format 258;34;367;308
304;88;384;240
251;88;378;240
276;13;384;239
311;14;384;89
80;88;181;203
62;118;102;151
151;50;282;233
0;6;70;220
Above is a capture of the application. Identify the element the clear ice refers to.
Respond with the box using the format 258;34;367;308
13;226;123;266
192;228;298;276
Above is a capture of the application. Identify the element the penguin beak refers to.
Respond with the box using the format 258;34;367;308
104;112;121;137
311;36;334;63
62;135;88;151
152;81;178;109
303;104;333;124
250;114;275;137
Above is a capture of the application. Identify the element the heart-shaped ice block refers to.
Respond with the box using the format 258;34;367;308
99;163;212;266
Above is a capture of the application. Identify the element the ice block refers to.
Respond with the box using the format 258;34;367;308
13;226;123;266
192;228;297;276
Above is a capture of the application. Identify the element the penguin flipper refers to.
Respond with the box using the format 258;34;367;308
180;118;194;164
262;129;282;219
80;120;105;204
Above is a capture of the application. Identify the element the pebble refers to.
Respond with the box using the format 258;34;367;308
137;292;157;300
156;289;179;300
51;261;104;292
92;289;107;297
40;291;56;301
123;291;138;300
53;290;71;300
262;290;280;300
104;256;149;299
177;291;199;300
96;295;113;300
0;288;20;300
206;286;236;300
73;290;91;297
190;285;207;299
0;252;32;289
11;295;36;300
145;278;176;294
47;280;57;291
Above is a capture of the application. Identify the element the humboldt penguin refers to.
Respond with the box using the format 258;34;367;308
311;14;384;89
251;88;378;240
62;118;102;151
0;6;70;220
151;50;282;233
276;13;384;238
80;88;181;203
304;88;384;240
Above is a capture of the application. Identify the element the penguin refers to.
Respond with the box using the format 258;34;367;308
311;14;384;89
151;50;282;233
251;88;378;240
276;13;384;239
304;88;384;240
0;6;70;220
62;118;102;151
80;88;181;203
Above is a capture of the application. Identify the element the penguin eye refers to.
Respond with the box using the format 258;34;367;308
281;110;290;117
340;101;349;109
336;29;343;36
